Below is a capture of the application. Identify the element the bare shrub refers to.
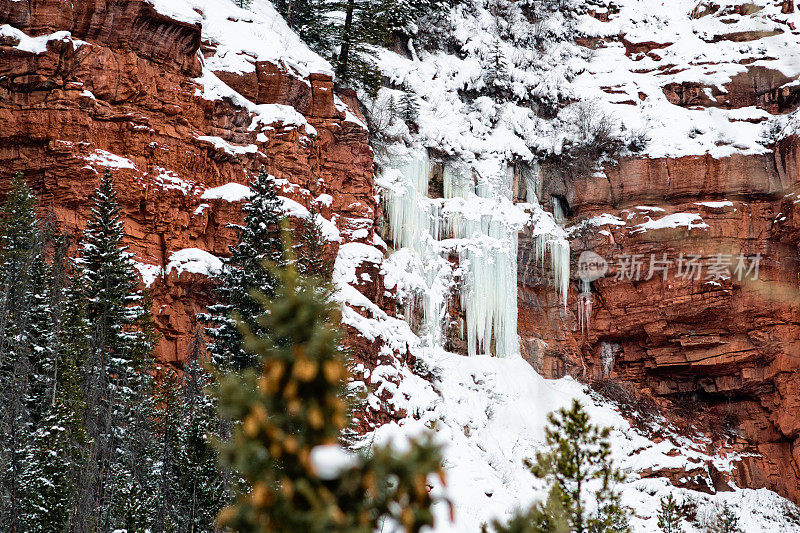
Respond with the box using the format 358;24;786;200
590;378;662;433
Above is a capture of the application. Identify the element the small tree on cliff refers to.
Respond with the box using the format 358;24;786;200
205;168;285;372
657;493;684;533
214;264;445;532
295;202;332;279
399;89;420;125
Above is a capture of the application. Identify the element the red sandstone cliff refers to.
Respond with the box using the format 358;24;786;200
0;0;375;364
516;4;800;504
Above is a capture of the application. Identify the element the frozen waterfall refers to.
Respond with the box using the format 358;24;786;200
380;151;569;357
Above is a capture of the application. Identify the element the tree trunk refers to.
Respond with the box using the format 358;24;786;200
337;0;356;81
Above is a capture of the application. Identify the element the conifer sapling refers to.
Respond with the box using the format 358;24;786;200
215;258;446;532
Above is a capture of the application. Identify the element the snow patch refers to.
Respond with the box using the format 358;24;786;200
165;248;223;277
132;261;161;288
200;183;252;202
84;149;137;170
0;26;87;54
278;197;341;242
695;200;734;208
631;213;709;234
196;136;258;156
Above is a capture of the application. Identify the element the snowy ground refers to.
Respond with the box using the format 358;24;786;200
362;345;800;532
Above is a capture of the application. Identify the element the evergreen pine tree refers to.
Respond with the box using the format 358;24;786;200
214;263;444;532
205;169;285;372
76;168;157;530
235;0;253;9
710;502;742;533
153;364;183;532
177;350;229;531
0;173;45;531
296;202;332;279
78;168;143;355
274;0;336;52
399;89;420;125
530;400;630;533
657;493;684;533
486;40;511;94
59;275;96;530
377;0;450;34
109;291;160;532
333;0;384;93
20;238;90;533
153;329;228;533
491;400;630;533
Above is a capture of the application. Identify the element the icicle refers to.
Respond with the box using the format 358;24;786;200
429;202;443;241
600;341;614;378
383;155;528;358
552;196;566;223
384;155;432;251
449;208;520;357
550;239;569;309
529;207;570;310
443;163;473;199
577;279;592;334
475;163;513;200
522;161;541;204
381;151;454;350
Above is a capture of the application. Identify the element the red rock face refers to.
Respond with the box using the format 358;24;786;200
519;135;800;502
0;0;375;365
663;67;800;113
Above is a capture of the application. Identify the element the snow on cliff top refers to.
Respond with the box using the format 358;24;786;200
146;0;333;78
574;0;800;158
378;0;800;163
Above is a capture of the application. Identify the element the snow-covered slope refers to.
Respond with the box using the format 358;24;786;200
367;349;800;531
575;0;800;157
147;0;332;77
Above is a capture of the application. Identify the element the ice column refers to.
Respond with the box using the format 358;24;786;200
443;163;474;199
382;154;569;358
577;279;592;334
448;211;520;357
446;163;522;356
600;341;614;378
384;156;432;251
382;152;450;347
521;161;541;203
